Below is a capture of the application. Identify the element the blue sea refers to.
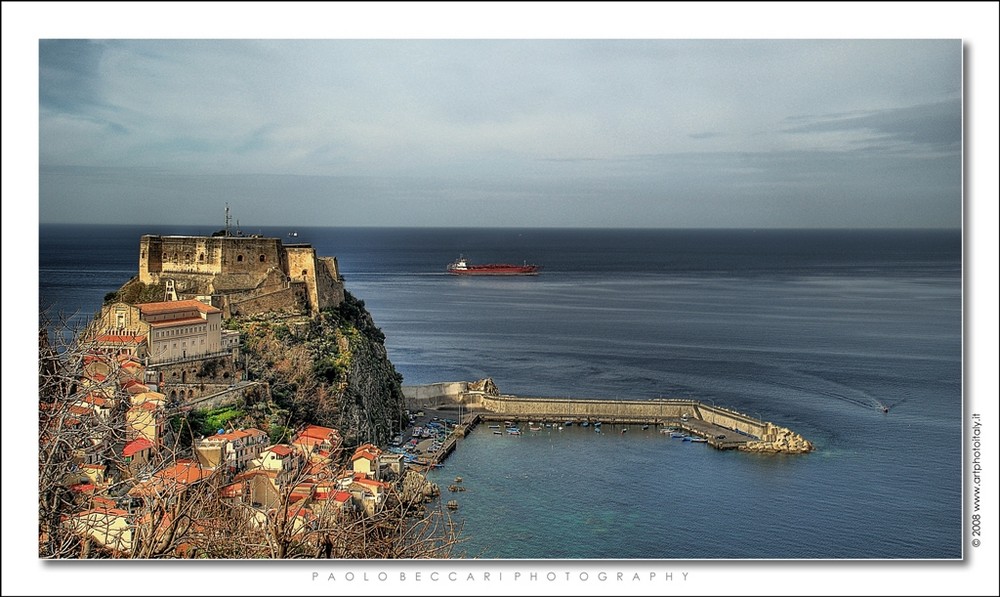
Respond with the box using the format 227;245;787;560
38;225;963;559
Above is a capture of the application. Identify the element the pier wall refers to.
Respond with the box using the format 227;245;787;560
402;382;469;408
472;393;768;437
400;380;812;453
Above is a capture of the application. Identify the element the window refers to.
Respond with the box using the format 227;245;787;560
259;254;266;263
199;253;205;262
237;255;244;263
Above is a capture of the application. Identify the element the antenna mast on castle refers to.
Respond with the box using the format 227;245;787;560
225;203;232;236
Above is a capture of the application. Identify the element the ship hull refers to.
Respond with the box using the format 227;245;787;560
448;266;540;276
447;256;540;275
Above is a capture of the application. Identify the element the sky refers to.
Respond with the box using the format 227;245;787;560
36;37;963;228
5;3;999;597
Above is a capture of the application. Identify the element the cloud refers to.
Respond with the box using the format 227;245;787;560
37;39;962;227
781;99;961;151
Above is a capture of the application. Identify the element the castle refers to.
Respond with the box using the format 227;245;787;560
137;233;345;318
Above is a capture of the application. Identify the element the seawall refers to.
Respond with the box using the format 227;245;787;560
403;379;813;454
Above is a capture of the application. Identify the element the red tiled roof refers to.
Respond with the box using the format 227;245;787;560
129;401;161;413
333;491;352;503
220;482;244;499
81;394;111;407
139;299;221;315
268;445;294;457
297;424;340;440
233;469;279;482
156;459;210;485
73;507;128;519
92;496;117;509
148;317;207;329
68;405;93;416
122;438;154;457
351;449;379;462
118;356;144;369
293;436;325;448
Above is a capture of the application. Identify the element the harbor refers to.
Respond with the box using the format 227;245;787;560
401;378;814;468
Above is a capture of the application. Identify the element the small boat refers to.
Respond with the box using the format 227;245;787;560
564;421;573;427
489;424;501;429
493;430;502;435
689;437;708;443
642;424;649;430
621;428;628;434
529;425;542;431
581;422;589;427
882;406;889;413
671;432;687;438
288;231;298;238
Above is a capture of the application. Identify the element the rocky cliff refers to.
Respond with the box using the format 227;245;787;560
217;290;406;448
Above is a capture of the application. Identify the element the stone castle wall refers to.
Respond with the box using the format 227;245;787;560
138;235;343;316
227;285;309;318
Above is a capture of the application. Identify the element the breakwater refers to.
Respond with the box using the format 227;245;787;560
403;379;813;454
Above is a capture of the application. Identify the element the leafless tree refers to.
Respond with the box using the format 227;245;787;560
39;316;464;559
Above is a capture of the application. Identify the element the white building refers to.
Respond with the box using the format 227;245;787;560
139;299;224;364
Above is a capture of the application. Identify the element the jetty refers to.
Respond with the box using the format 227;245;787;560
403;379;813;454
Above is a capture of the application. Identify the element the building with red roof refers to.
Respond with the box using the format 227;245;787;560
292;424;343;462
195;428;269;472
350;443;383;479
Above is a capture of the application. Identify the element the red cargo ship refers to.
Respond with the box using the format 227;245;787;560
447;256;540;276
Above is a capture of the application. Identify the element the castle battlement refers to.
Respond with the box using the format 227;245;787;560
138;234;344;318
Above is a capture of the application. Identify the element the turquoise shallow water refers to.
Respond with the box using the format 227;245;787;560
40;226;962;559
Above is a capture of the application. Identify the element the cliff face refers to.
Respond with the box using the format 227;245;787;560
234;290;406;447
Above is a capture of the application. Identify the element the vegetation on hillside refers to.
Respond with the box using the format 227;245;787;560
236;290;406;448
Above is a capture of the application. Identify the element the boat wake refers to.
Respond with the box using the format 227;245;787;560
773;369;892;414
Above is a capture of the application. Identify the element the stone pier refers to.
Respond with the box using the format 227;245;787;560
403;378;813;454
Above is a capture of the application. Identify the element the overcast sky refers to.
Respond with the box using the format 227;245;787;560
37;38;961;228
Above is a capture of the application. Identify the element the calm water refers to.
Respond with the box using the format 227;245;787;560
39;225;963;559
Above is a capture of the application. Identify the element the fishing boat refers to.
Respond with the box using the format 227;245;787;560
447;256;541;276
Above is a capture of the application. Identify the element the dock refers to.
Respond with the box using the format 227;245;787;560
404;379;814;454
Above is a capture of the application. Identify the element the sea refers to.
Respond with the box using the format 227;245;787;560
37;225;963;559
